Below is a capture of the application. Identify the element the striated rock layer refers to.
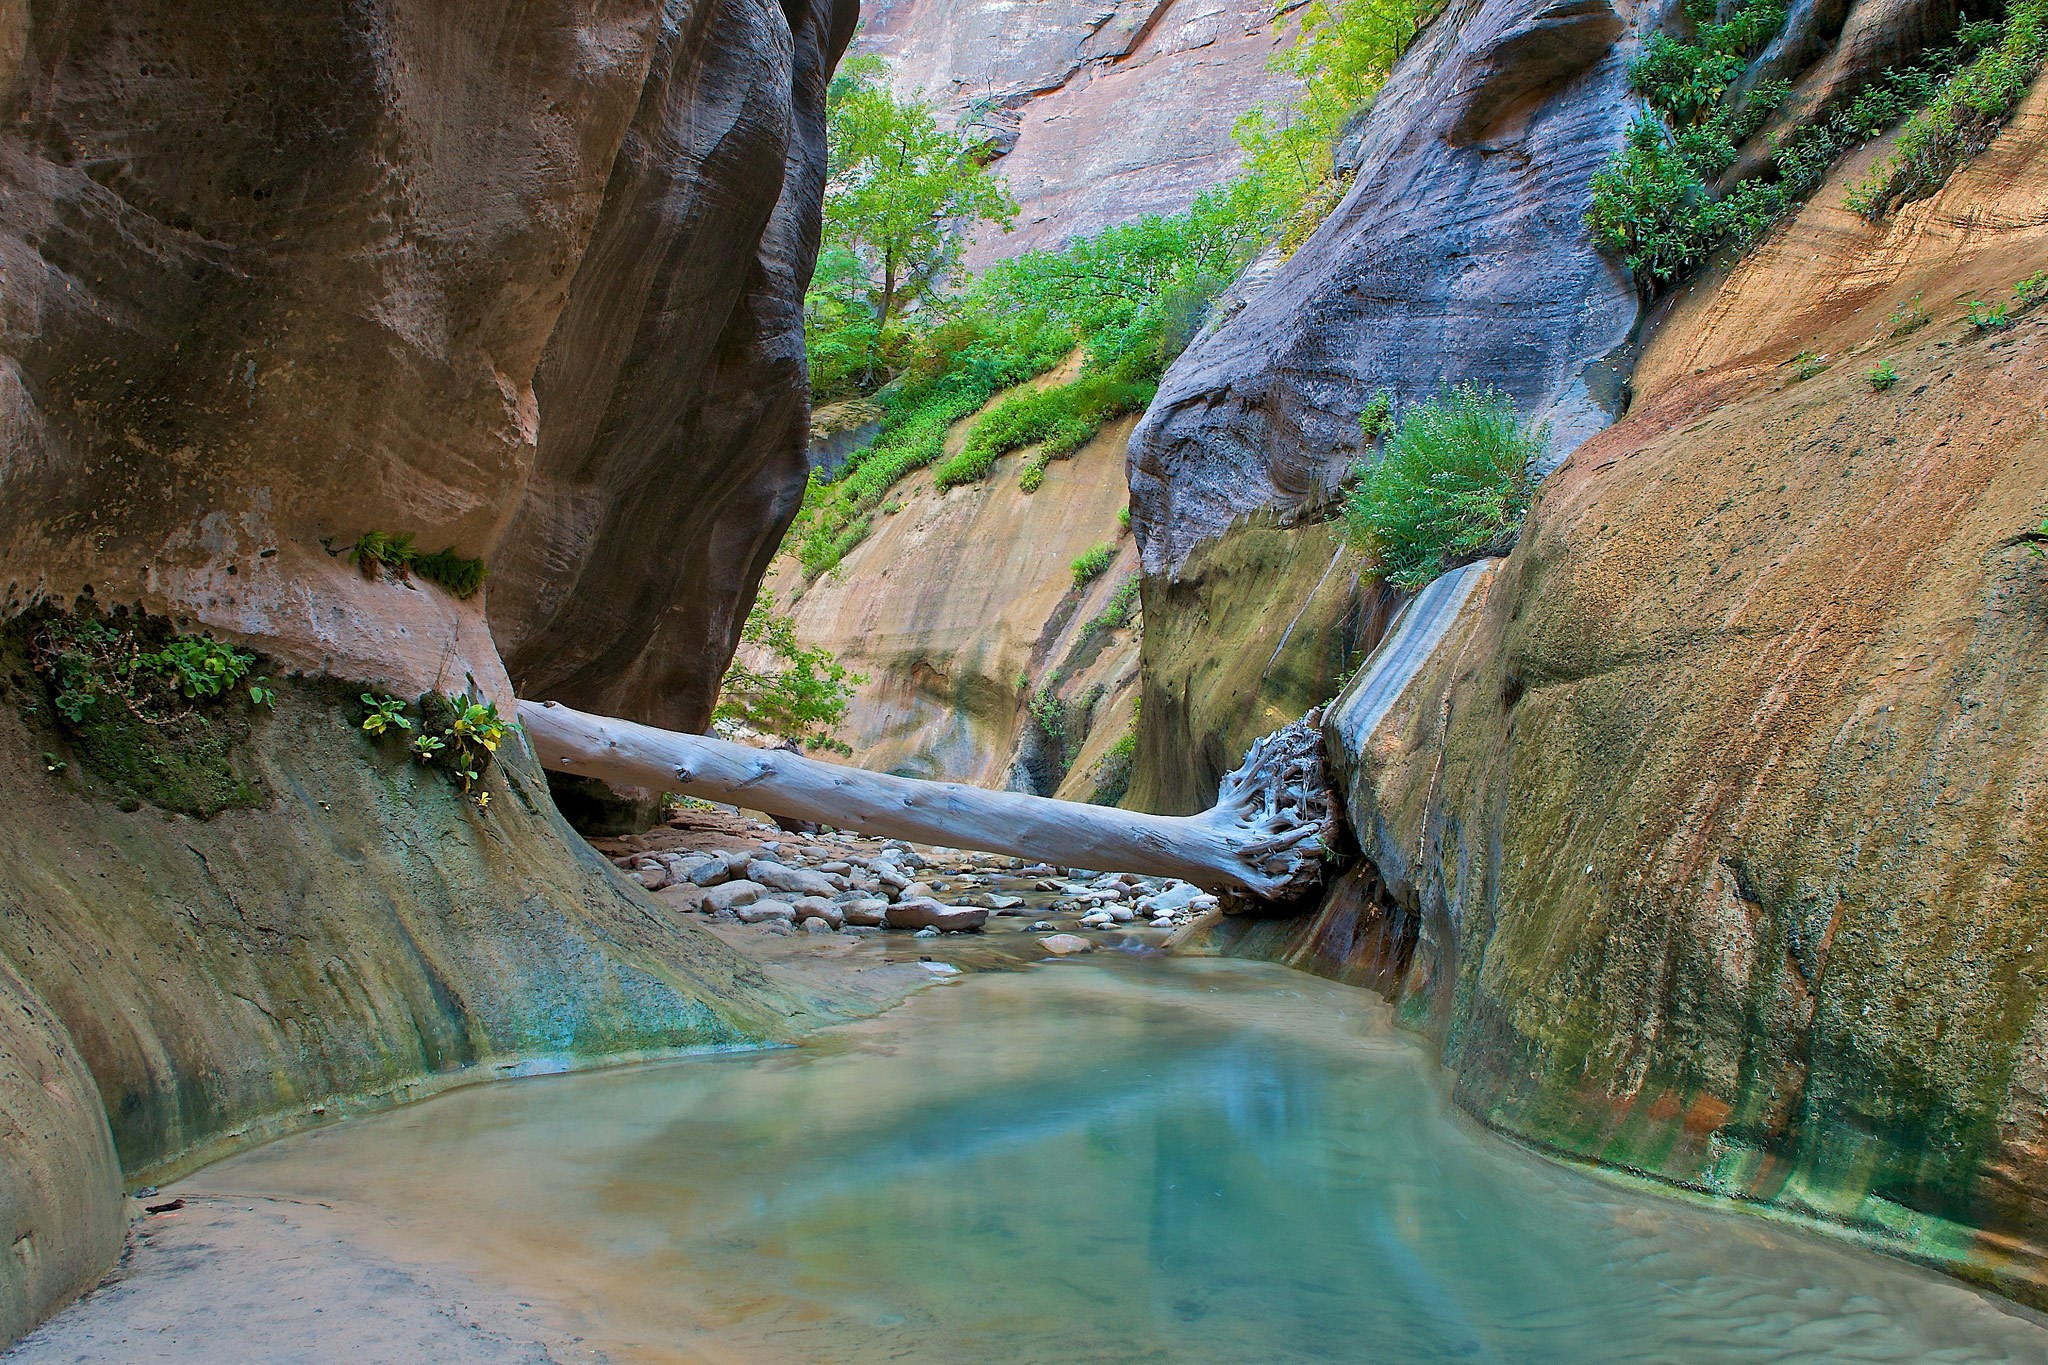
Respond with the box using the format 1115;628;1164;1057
858;0;1301;267
1214;90;2048;1301
494;0;856;730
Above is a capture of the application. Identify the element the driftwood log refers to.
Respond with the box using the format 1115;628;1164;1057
520;700;1339;901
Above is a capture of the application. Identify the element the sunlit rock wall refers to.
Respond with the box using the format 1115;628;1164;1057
858;0;1301;267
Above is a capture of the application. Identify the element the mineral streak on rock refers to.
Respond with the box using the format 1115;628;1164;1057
1127;0;1640;576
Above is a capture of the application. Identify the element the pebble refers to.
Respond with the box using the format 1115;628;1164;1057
913;927;942;939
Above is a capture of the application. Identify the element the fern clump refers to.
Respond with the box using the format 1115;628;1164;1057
1343;385;1544;590
346;531;488;599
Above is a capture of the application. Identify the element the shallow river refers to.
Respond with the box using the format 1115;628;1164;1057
196;956;2048;1363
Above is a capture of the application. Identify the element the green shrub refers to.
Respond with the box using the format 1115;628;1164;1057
1967;298;2012;329
1868;358;1899;389
360;691;510;806
346;531;487;599
24;610;271;816
1847;0;2046;217
1070;542;1116;587
1117;505;1132;532
1081;576;1141;637
1591;3;2013;287
1888;293;1931;336
932;368;1156;491
714;590;865;748
1343;384;1544;589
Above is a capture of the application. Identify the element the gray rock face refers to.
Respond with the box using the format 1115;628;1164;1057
1127;0;1642;575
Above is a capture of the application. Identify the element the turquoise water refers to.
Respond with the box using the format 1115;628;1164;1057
201;958;2048;1363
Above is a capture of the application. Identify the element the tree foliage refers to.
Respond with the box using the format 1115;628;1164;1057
821;56;1016;331
715;592;865;751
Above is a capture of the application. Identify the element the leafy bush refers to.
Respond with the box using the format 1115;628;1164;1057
360;692;509;805
1233;0;1442;251
1082;577;1142;638
34;615;269;725
715;591;865;748
346;531;487;599
1868;358;1899;389
1847;0;2046;217
1070;543;1116;587
1343;385;1544;589
1590;3;2013;287
933;368;1156;491
24;610;270;816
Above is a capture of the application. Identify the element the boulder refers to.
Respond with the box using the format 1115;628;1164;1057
736;899;797;924
839;898;891;927
884;899;988;932
791;896;844;928
747;860;841;898
1037;934;1094;955
701;880;766;914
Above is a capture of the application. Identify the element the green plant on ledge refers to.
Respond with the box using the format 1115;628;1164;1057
1868;359;1899;390
360;691;509;806
1070;543;1116;587
24;610;272;816
346;531;488;599
1343;384;1544;590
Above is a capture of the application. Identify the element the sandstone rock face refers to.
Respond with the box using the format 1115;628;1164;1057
0;0;850;729
766;403;1141;793
0;0;656;701
1127;0;1641;575
858;0;1301;267
493;0;857;730
0;0;855;1340
0;682;850;1339
0;958;122;1348
1126;518;1395;813
1262;92;2048;1302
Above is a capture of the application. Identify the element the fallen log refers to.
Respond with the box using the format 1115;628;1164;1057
520;700;1340;901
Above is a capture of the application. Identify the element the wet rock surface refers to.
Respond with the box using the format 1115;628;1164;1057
1230;87;2048;1306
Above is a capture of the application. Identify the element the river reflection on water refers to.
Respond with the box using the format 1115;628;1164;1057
198;957;2048;1363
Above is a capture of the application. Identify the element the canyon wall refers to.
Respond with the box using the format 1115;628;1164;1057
1198;51;2048;1306
1126;0;1641;576
769;402;1143;796
0;0;852;1339
857;0;1300;267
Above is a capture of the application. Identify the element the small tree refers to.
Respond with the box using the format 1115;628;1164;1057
823;56;1018;333
715;593;866;753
